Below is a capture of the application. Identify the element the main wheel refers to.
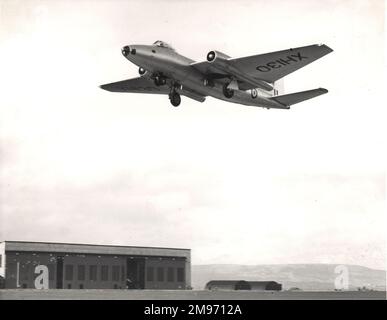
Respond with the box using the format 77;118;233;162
223;83;234;98
169;92;181;107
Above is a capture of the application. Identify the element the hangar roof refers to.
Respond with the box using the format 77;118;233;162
0;241;190;259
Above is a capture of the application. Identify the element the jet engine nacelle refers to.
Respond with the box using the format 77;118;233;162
139;67;147;76
206;50;231;64
206;50;273;91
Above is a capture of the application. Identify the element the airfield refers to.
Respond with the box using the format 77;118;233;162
0;289;385;300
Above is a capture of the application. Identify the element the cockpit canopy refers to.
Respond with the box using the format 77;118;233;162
153;40;175;51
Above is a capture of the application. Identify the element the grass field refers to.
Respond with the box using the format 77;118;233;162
0;289;385;300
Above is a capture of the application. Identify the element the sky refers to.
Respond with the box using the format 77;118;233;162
0;0;386;270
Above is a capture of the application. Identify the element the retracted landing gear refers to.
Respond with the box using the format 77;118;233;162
154;75;167;86
169;91;181;107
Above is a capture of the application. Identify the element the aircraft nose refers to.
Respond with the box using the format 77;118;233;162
122;46;137;57
121;46;130;56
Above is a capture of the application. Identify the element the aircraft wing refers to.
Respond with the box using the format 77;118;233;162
100;77;170;94
191;44;333;84
100;77;206;103
230;44;333;83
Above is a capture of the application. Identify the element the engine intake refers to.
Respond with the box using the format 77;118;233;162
206;50;231;63
139;67;147;76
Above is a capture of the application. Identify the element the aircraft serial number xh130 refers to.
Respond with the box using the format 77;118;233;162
100;40;333;109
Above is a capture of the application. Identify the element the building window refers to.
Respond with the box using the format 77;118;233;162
65;265;73;281
67;283;72;289
48;264;55;281
89;265;97;281
79;284;84;289
0;254;2;267
167;267;174;282
147;267;154;282
157;267;164;282
101;265;109;281
8;263;15;279
78;265;85;281
121;266;125;282
177;268;184;282
21;264;30;281
112;266;120;282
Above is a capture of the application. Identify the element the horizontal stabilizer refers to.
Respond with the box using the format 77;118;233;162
270;88;328;107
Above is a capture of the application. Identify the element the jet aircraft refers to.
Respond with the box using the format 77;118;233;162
100;40;333;109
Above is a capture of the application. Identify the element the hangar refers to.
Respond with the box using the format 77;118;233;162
0;241;191;290
205;280;282;291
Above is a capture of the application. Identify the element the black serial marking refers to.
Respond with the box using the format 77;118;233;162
256;52;308;72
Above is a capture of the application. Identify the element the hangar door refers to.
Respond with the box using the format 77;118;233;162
126;257;145;289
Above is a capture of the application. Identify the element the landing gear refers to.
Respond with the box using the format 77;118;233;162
154;75;166;86
223;82;234;98
169;91;181;107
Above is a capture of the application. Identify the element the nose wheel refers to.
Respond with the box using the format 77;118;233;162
169;91;181;107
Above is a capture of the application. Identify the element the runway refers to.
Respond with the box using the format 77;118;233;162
1;289;385;300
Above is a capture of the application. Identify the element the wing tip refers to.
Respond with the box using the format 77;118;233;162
318;87;329;94
317;43;334;53
99;84;111;91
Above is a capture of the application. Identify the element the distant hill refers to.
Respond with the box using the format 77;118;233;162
192;264;386;291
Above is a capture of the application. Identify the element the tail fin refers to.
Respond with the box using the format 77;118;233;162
269;88;328;107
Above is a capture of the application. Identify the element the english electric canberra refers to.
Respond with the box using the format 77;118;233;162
100;40;333;109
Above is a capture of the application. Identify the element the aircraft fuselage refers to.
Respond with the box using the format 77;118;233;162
123;44;284;108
